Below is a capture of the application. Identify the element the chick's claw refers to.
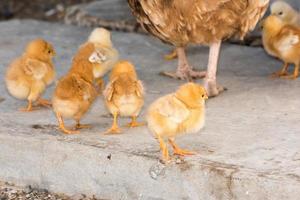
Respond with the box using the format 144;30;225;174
104;125;122;135
164;49;178;60
74;123;92;130
126;116;145;128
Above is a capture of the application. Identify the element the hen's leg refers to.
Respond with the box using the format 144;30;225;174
126;116;145;128
56;112;78;134
271;62;289;78
104;112;121;134
168;138;196;156
203;41;226;97
164;49;178;60
161;47;206;80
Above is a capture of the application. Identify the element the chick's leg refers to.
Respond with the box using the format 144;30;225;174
203;40;226;97
168;138;196;156
164;49;178;60
19;100;34;112
74;119;91;130
104;112;121;134
161;47;206;80
56;112;78;134
271;62;289;78
282;63;299;80
36;97;52;108
126;116;145;128
157;134;170;162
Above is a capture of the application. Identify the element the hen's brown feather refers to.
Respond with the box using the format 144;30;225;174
128;0;269;46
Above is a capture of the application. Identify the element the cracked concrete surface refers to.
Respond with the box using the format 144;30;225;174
0;20;300;200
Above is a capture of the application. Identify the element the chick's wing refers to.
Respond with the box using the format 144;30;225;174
156;95;190;124
24;58;48;80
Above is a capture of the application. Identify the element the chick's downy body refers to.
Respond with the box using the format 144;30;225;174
103;61;144;134
262;15;300;79
147;83;208;162
52;28;119;134
5;39;56;111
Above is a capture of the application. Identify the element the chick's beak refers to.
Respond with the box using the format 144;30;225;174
204;94;208;100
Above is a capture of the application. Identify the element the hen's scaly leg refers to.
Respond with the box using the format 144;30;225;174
161;47;206;80
164;49;178;60
271;62;289;78
19;100;34;112
203;41;226;97
104;112;121;134
282;63;299;80
157;134;170;162
36;97;52;108
168;138;196;156
56;112;78;134
126;116;145;128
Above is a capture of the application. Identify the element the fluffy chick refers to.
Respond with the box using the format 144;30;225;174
103;61;145;134
147;83;208;162
5;39;56;111
271;1;300;27
52;28;119;134
262;15;300;79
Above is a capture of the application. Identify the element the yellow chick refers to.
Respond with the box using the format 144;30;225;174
271;1;300;27
147;83;208;162
52;28;119;134
103;61;145;134
5;39;56;111
262;15;300;79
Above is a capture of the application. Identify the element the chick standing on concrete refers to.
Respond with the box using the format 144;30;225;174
262;15;300;79
147;83;208;162
52;28;119;134
5;39;56;111
103;61;145;134
271;1;300;27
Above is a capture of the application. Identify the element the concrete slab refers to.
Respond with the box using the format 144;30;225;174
0;20;300;200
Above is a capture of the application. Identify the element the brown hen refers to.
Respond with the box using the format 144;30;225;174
128;0;269;96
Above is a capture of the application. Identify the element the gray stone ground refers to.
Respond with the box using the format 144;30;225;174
0;20;300;200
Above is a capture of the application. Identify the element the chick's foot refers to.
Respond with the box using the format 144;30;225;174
36;98;52;108
126;116;145;128
164;49;178;60
169;139;196;156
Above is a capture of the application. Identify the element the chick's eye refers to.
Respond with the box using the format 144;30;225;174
202;94;205;98
48;50;51;54
278;12;283;15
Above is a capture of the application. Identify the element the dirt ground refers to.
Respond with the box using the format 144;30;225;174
0;181;105;200
0;0;94;22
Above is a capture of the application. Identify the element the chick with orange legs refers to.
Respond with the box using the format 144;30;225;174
147;83;208;162
262;15;300;79
103;61;145;134
52;28;119;134
5;39;56;112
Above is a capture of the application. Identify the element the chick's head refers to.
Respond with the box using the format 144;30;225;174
261;15;284;32
88;27;112;47
110;61;137;80
25;39;55;61
271;1;296;23
175;83;208;108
